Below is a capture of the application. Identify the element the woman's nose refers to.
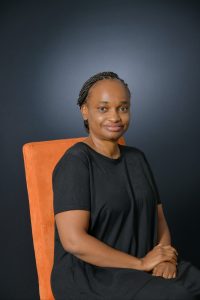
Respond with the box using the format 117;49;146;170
108;109;121;121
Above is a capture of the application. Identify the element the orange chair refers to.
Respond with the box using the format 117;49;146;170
22;136;126;300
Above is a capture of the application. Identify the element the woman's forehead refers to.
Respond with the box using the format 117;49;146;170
97;99;129;105
86;97;130;107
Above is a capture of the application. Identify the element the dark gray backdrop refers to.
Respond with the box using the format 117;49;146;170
0;0;200;299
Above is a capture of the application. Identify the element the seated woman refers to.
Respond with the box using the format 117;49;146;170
50;71;200;299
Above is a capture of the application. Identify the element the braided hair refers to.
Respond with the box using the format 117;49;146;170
77;71;131;133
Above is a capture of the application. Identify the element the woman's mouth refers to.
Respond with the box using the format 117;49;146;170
105;125;123;132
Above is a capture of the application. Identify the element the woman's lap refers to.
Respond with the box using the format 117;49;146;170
134;259;200;300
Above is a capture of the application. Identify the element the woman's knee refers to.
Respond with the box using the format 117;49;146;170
169;282;196;300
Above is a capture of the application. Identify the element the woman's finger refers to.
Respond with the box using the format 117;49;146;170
173;272;176;278
152;270;159;276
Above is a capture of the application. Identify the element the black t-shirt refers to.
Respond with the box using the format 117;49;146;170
50;141;162;299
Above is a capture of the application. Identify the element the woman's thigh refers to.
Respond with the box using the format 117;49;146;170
134;277;196;300
134;259;200;300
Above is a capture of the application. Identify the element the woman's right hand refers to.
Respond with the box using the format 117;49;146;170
140;243;178;272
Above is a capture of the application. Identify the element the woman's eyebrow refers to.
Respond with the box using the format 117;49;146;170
98;100;129;104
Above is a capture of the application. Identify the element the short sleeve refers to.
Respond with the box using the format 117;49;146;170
138;150;162;205
52;152;91;215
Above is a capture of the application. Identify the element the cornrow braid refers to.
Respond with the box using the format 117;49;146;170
77;71;131;133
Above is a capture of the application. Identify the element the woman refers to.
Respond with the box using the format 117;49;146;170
50;71;200;299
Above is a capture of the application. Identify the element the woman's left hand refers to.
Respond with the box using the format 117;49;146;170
151;261;177;279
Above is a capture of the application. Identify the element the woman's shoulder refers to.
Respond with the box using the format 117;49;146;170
67;142;146;160
59;142;90;164
52;142;89;177
57;142;146;164
66;141;93;160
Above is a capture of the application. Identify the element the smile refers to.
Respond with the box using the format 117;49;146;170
105;126;123;132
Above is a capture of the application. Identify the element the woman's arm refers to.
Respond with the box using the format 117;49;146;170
56;209;177;272
56;210;144;271
73;230;144;270
157;204;172;246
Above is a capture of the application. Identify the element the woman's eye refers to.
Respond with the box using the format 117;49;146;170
98;106;129;112
98;107;107;112
120;106;129;112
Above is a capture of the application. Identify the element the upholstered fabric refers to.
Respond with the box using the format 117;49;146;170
22;136;126;300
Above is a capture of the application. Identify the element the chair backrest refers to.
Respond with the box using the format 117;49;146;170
22;136;126;300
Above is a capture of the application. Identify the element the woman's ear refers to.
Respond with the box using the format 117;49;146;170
80;103;88;121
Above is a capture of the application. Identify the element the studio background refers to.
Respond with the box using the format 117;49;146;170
0;0;199;299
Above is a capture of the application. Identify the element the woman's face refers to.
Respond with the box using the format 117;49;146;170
81;79;131;141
